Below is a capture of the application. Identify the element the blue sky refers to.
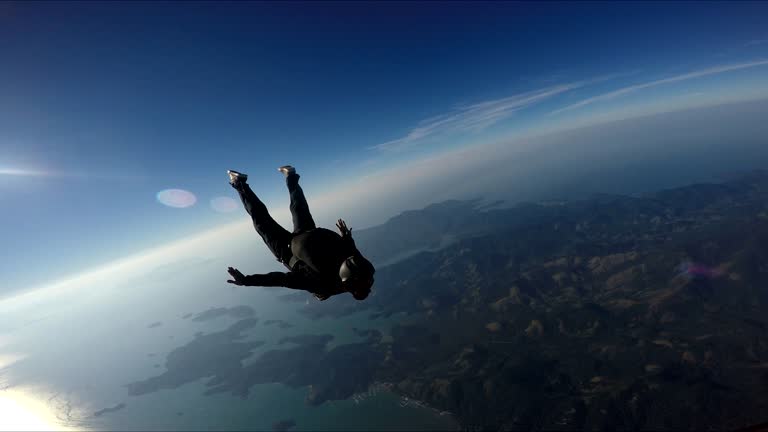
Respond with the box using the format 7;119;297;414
2;1;768;293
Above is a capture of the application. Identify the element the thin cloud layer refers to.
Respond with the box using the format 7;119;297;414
370;83;585;152
551;59;768;115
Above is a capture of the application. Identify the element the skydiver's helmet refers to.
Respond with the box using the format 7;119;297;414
339;255;375;300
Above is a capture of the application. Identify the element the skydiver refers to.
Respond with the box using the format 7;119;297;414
225;166;375;301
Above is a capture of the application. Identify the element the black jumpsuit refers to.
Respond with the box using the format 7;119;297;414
234;172;360;300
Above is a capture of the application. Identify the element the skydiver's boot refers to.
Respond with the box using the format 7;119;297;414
227;169;248;190
278;165;296;177
278;165;300;183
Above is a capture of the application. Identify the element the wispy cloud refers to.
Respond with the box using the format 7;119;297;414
0;167;146;181
0;168;52;177
745;39;768;47
550;59;768;115
370;82;587;152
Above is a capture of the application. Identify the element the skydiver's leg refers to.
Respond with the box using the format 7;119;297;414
286;172;317;234
235;183;292;264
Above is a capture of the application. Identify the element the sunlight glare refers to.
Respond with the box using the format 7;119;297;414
0;390;75;431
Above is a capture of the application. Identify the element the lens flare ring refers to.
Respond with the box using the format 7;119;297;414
156;189;197;208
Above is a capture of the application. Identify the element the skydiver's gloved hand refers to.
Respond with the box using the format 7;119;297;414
227;267;247;286
336;219;352;237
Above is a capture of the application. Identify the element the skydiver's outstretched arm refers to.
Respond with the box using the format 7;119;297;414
227;267;313;289
227;267;336;301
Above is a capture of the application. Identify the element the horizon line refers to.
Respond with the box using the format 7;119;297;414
3;95;767;305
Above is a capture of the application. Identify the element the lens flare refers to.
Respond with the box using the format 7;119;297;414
210;196;238;213
156;189;197;208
